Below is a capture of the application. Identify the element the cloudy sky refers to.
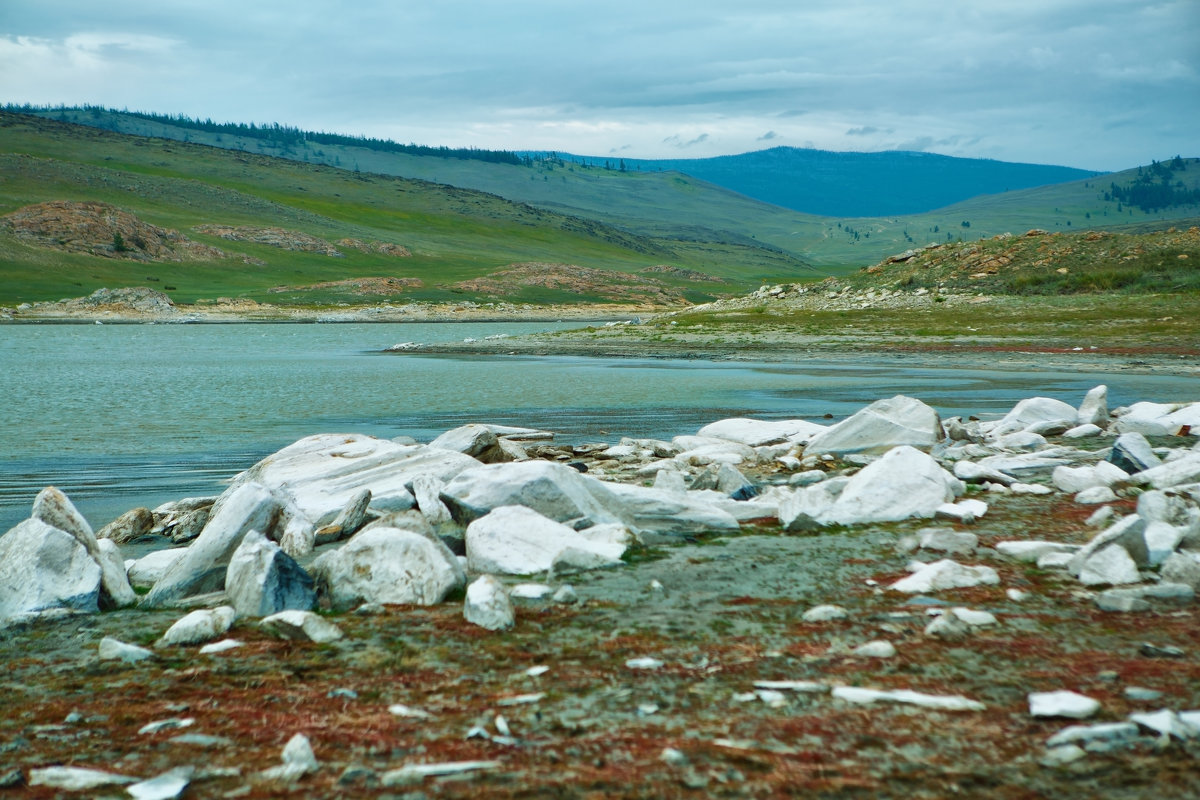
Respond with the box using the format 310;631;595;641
2;1;1196;170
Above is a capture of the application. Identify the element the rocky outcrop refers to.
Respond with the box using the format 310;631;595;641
3;201;228;261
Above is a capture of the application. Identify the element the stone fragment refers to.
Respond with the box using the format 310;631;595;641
98;636;156;663
1086;505;1116;528
315;488;372;545
0;517;101;618
996;541;1079;563
1029;690;1101;719
464;575;515;631
953;460;1014;486
97;507;155;544
832;686;985;711
441;460;619;526
698;418;826;447
1161;551;1200;590
1127;452;1200;490
143;481;281;606
1094;591;1150;612
852;640;896;658
127;766;194;800
430;424;506;462
29;766;136;791
225;530;316;618
1129;709;1195;740
260;610;344;643
94;538;137;608
802;604;848;622
1077;385;1109;426
924;609;972;640
32;486;133;607
601;481;741;537
157;606;236;647
411;474;452;526
916;527;978;554
261;732;320;782
1076;486;1117;505
889;559;999;593
803;395;942;455
465;505;624;575
1040;745;1087;767
381;761;500;785
818;446;958;525
1108;432;1162;475
996;431;1047;452
1068;515;1149;575
1046;722;1138;748
1078;545;1141;586
993;397;1078;436
936;498;988;523
1063;423;1102;439
127;548;188;589
310;526;464;610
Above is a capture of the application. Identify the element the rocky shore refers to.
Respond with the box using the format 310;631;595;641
3;387;1200;797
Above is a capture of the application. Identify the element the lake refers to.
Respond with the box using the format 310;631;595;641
2;322;1196;531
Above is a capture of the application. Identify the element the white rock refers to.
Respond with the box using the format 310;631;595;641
509;583;554;599
29;766;136;790
198;638;244;655
1115;402;1185;436
993;397;1079;436
0;517;101;618
889;559;999;593
260;610;344;643
697;418;826;447
411;474;452;526
995;541;1079;563
464;575;515;631
832;686;985;711
1085;505;1116;528
918;528;978;554
381;761;500;785
778;479;843;531
753;680;828;693
143;481;281;606
653;469;688;493
310;526;464;610
924;609;972;640
465;505;624;575
818;446;958;526
231;433;479;526
317;487;372;543
1078;545;1141;586
953;460;1014;486
1038;552;1076;569
852;640;896;658
225;530;315;618
1029;690;1101;719
33;488;134;607
262;732;320;781
98;636;156;663
1077;385;1109;426
951;607;999;626
802;604;848;622
602;482;741;536
1108;432;1163;474
1010;482;1053;495
1046;721;1138;748
127;766;194;800
1068;515;1149;575
1063;423;1103;439
127;548;188;589
1127;452;1200;490
442;460;620;525
1129;709;1196;740
1076;486;1117;505
1041;744;1087;766
936;498;988;523
803;395;942;455
996;431;1048;452
157;606;236;647
626;656;664;670
1144;521;1187;566
430;424;504;461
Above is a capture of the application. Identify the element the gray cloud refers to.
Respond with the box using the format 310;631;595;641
1;0;1197;169
757;130;779;141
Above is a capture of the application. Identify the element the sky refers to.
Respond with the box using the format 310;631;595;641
1;1;1197;171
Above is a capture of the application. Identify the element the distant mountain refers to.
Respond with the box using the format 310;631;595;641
549;148;1102;217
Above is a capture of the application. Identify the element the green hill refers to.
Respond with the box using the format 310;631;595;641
0;112;812;306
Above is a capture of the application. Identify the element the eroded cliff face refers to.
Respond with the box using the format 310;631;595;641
1;200;228;262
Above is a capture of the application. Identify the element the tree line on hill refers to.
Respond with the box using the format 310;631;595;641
1106;157;1200;213
3;104;527;166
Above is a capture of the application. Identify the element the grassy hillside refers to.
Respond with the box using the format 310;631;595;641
0;113;812;306
22;108;1199;272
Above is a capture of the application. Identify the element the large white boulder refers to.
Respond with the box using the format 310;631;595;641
817;446;959;526
32;486;130;608
309;526;465;610
127;548;188;589
229;433;480;527
697;418;826;447
1108;432;1162;475
992;397;1078;437
441;460;620;526
1115;402;1190;436
225;531;316;618
600;482;741;537
1126;452;1200;490
803;395;942;455
465;505;625;575
143;481;281;606
430;424;508;463
0;517;101;618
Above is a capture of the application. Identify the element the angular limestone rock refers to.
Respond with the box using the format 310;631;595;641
464;574;515;630
157;606;236;647
225;531;315;618
1029;690;1100;719
465;505;624;575
804;395;942;455
260;610;344;643
889;559;999;593
310;526;464;610
0;518;101;618
818;446;958;526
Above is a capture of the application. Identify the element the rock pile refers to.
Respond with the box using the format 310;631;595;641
3;389;1199;632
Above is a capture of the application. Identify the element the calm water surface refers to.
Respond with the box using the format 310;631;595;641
2;322;1195;530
